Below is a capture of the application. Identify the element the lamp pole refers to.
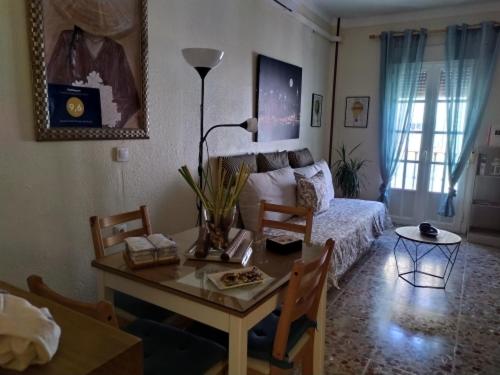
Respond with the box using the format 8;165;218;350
195;68;210;225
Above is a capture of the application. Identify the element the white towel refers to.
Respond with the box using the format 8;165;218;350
0;293;61;372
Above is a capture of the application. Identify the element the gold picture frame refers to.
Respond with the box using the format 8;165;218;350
27;0;150;141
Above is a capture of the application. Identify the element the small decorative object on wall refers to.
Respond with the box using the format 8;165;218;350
344;96;370;128
28;0;149;141
257;55;302;142
310;93;323;127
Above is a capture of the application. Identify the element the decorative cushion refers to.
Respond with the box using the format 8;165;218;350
125;319;227;375
295;170;329;214
239;167;296;231
114;292;172;322
220;153;258;176
294;159;334;203
288;148;314;168
257;151;290;172
247;308;317;369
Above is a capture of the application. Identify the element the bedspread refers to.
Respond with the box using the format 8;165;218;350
264;198;391;287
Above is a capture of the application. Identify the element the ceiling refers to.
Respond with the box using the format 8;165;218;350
307;0;499;20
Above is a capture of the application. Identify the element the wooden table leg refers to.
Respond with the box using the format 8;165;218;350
228;315;248;375
313;281;326;375
96;271;113;302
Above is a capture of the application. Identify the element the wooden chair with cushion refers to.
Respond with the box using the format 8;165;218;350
246;238;334;375
257;200;314;244
27;275;227;375
90;205;171;323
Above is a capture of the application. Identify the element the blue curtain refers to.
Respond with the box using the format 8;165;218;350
439;22;500;216
379;30;427;203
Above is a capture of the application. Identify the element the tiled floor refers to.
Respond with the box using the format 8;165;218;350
324;229;500;375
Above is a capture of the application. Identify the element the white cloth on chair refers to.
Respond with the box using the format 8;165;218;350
0;293;61;371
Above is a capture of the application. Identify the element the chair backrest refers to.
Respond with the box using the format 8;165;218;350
90;205;152;259
27;275;119;328
256;200;314;244
272;239;334;362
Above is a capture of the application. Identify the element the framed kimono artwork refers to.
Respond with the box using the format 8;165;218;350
28;0;149;141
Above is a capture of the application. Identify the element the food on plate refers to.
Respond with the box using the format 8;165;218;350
220;267;263;287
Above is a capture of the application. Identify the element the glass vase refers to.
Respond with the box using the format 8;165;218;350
203;206;236;250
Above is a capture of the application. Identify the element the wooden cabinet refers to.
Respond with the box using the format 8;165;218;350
468;146;500;247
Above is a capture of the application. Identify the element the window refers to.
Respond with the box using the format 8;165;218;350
391;71;427;190
390;63;470;194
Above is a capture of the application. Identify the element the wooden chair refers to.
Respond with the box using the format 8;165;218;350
90;205;152;260
27;275;119;327
257;200;314;244
246;239;335;375
90;205;170;323
27;275;227;375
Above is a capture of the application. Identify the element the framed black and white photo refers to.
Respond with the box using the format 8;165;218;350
310;93;322;127
344;96;369;128
28;0;149;141
256;55;302;142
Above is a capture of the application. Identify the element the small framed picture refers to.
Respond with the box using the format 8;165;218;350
345;97;370;128
310;93;323;127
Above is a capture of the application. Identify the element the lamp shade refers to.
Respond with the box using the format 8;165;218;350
182;48;224;69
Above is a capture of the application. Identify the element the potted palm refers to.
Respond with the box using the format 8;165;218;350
179;160;250;250
332;143;367;198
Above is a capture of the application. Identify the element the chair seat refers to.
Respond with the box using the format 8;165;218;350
114;291;172;322
187;308;316;370
247;309;316;369
125;319;227;375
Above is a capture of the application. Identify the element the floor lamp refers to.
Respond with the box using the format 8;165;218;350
182;48;258;224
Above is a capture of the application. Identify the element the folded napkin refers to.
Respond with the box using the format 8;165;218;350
124;237;155;253
147;234;177;252
0;293;61;371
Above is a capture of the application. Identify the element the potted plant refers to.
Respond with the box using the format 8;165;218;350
179;160;250;250
332;143;367;198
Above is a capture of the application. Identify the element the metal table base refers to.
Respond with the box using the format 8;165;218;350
393;236;461;289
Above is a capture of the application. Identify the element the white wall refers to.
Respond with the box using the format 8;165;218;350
333;6;500;201
0;0;334;299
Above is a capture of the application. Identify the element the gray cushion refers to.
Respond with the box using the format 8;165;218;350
248;308;316;369
125;319;227;375
220;154;257;180
257;151;290;172
288;148;314;168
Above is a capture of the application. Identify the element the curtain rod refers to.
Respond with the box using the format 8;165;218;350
369;22;500;39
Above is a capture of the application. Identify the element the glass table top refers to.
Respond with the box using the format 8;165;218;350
92;227;325;315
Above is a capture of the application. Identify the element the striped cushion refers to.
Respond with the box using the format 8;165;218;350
220;154;257;180
288;148;314;168
257;151;290;172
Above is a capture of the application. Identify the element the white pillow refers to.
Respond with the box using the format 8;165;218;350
295;159;334;202
239;167;296;232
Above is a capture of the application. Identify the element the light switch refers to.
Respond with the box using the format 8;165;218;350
115;147;129;162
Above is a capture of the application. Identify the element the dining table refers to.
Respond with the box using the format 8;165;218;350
91;227;327;375
0;281;143;375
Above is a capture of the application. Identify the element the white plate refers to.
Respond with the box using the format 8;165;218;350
207;266;270;290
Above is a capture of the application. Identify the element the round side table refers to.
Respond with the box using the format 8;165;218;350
393;226;462;289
